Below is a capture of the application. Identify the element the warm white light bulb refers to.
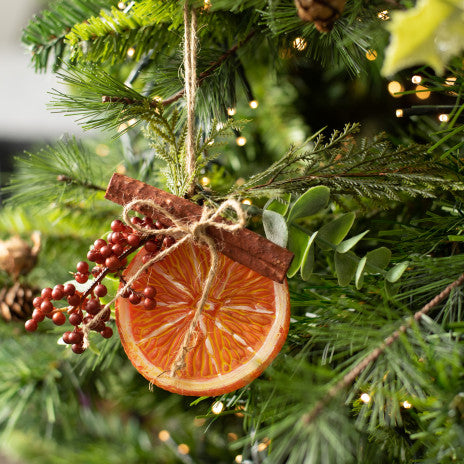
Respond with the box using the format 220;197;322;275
402;400;412;409
127;47;136;57
395;109;404;118
366;49;377;61
178;444;190;455
118;1;125;9
387;81;404;97
360;393;371;403
212;401;224;414
235;456;243;464
411;75;422;84
292;37;307;51
249;100;259;109
200;176;210;186
415;85;431;100
438;113;449;122
377;10;389;20
236;136;247;146
158;430;170;442
227;107;236;116
242;199;252;205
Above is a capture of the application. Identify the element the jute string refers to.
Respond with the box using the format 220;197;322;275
183;3;197;195
82;198;246;376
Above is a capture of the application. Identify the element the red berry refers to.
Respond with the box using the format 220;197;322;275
143;216;154;227
121;287;131;298
25;319;38;332
87;250;98;262
144;240;159;253
75;272;88;284
94;284;108;297
91;320;105;332
111;243;124;256
101;326;113;338
129;293;142;305
111;231;124;244
51;287;65;300
41;287;53;299
85;298;101;315
32;309;45;322
40;300;54;314
101;308;111;322
94;239;106;250
68;294;81;307
33;296;43;308
100;245;113;258
127;234;141;247
52;312;66;326
69;312;83;326
143;286;157;299
95;253;106;265
162;236;175;248
131;216;143;226
155;220;166;230
63;331;72;344
70;330;84;344
72;344;85;354
143;298;157;310
111;219;124;232
63;283;76;296
105;256;121;270
77;261;89;274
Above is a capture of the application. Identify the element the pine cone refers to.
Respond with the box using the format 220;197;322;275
0;282;37;322
295;0;346;32
0;232;41;278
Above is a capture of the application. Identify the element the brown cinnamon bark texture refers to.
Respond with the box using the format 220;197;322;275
105;174;294;283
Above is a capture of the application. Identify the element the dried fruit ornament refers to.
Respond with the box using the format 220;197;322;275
25;174;293;396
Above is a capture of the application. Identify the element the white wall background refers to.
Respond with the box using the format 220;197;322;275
0;1;84;141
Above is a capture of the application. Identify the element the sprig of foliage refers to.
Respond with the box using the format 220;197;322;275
21;0;117;71
233;124;464;204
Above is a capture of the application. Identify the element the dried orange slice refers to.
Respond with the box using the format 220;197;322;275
116;241;290;396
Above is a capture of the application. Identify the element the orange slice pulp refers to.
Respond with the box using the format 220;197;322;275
116;241;290;396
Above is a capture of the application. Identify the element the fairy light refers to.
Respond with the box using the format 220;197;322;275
257;440;270;452
118;123;128;133
365;49;377;61
118;1;125;9
227;107;236;116
95;144;110;157
292;37;307;51
203;0;211;9
116;164;127;175
377;10;389;20
228;432;239;441
360;393;371;403
200;176;210;186
445;76;457;86
158;430;170;442
235;456;243;464
178;444;190;455
415;85;431;100
411;75;422;84
249;100;259;109
127;47;136;58
402;400;412;409
242;199;252;205
438;113;449;122
395;109;404;118
236;136;247;146
212;401;224;414
387;81;404;97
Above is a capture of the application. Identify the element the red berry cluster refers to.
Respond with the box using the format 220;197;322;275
24;215;172;354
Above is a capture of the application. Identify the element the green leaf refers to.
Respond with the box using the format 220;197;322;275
316;213;355;251
287;186;330;223
301;232;318;281
382;0;464;76
355;256;367;290
262;210;288;248
386;261;410;283
264;194;291;216
336;230;369;253
287;226;310;278
448;235;464;242
365;247;392;271
335;251;358;286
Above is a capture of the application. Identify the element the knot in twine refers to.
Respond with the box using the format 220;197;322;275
82;198;246;377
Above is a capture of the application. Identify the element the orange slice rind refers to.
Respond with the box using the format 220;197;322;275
116;241;290;396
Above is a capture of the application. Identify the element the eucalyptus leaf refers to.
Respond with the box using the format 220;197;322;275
316;212;355;251
355;256;367;289
301;231;318;281
264;194;291;216
336;230;369;253
335;251;358;286
386;261;409;283
263;210;288;247
287;186;330;223
287;225;310;278
365;247;391;272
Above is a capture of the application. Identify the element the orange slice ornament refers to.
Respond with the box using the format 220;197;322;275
116;240;290;396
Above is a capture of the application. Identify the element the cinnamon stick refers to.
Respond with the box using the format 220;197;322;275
105;174;294;283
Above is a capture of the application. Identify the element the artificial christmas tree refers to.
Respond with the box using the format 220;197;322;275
2;0;464;463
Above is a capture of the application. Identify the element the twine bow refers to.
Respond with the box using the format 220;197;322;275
82;198;246;376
